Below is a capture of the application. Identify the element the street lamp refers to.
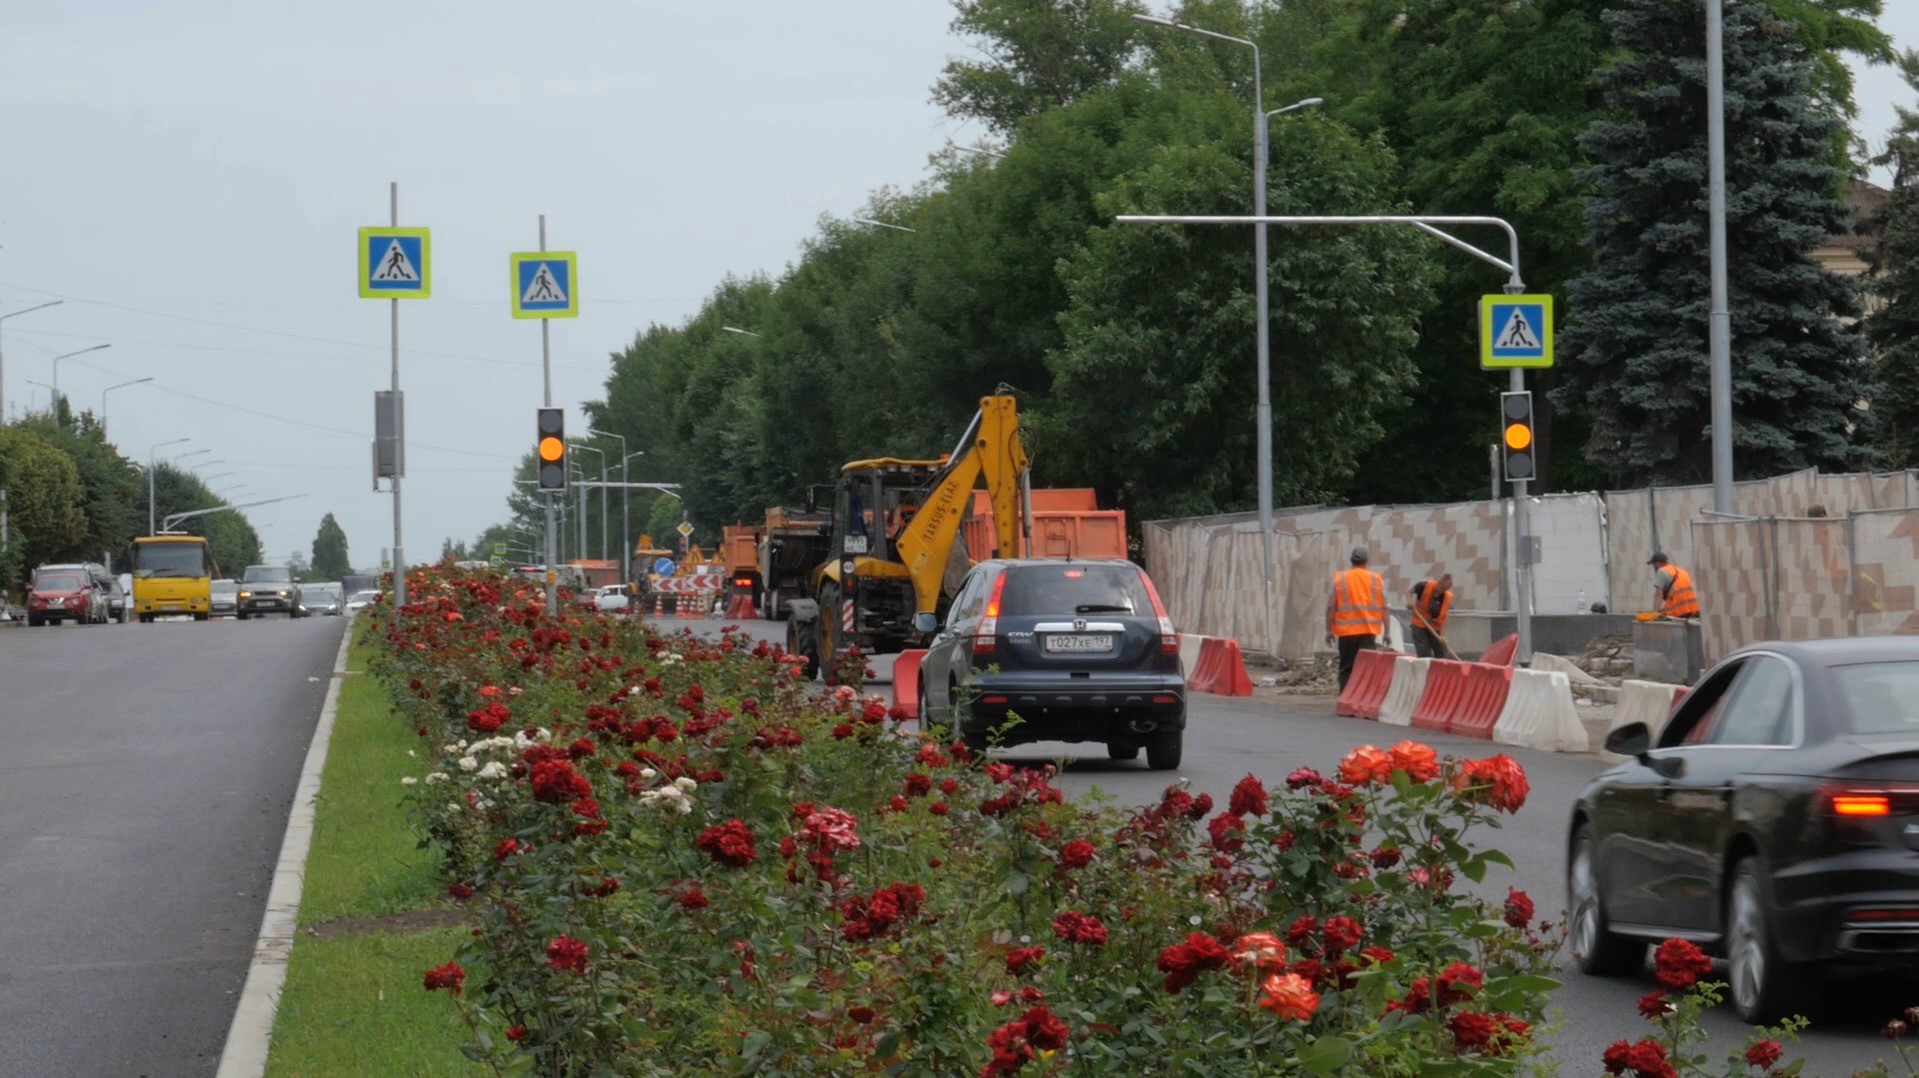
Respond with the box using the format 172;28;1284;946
852;217;916;233
721;326;761;338
25;380;55;409
189;458;226;471
571;442;607;562
148;437;191;535
589;428;630;584
100;376;153;436
202;472;235;483
50;343;110;405
1132;11;1320;590
0;303;62;423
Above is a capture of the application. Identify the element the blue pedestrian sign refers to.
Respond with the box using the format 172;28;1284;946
358;227;432;299
1479;294;1553;369
510;251;579;319
653;558;675;577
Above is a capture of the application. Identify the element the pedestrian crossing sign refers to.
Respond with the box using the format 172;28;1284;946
510;252;578;319
359;227;432;299
1479;294;1553;369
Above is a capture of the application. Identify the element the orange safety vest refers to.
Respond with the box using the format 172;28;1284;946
1331;568;1387;637
1660;565;1700;619
1411;580;1452;636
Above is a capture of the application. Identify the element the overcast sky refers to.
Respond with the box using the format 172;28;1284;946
0;1;1914;572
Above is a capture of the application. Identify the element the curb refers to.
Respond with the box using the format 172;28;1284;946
215;624;353;1078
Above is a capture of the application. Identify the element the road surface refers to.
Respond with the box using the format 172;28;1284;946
678;616;1913;1075
0;615;345;1078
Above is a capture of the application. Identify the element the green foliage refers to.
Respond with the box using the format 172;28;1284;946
931;0;1146;134
150;463;261;576
312;513;352;582
1554;0;1869;484
13;413;143;567
1867;51;1919;468
644;493;683;549
0;427;87;582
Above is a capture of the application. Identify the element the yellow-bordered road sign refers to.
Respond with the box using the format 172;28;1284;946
359;227;432;299
1479;294;1553;369
510;251;578;319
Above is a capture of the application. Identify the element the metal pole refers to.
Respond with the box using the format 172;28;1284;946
621;456;630;585
540;214;559;611
1251;55;1274;592
1706;0;1734;514
389;181;407;609
1490;444;1500;500
599;463;608;563
1511;367;1533;665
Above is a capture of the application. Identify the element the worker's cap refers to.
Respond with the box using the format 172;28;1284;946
1647;553;1669;566
1349;545;1369;564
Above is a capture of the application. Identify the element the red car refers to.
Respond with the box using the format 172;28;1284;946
27;564;107;626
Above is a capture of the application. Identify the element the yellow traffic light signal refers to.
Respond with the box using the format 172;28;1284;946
1503;423;1532;451
537;409;567;491
1500;392;1535;482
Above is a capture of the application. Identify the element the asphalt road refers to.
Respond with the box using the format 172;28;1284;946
679;616;1912;1076
0;614;345;1078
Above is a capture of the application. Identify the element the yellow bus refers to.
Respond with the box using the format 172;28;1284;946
132;533;213;622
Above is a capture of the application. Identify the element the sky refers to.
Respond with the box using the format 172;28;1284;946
0;1;1914;572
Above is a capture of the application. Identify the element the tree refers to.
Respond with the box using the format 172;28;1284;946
310;513;351;581
646;493;684;549
932;0;1146;134
0;428;87;584
1554;0;1869;484
1866;52;1919;466
13;413;143;566
150;464;259;577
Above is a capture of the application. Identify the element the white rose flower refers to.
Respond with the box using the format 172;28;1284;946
458;756;479;772
676;799;693;814
424;772;449;786
639;768;658;780
406;750;416;758
477;761;509;781
446;801;462;813
443;744;461;755
674;777;697;792
474;797;493;811
400;776;418;786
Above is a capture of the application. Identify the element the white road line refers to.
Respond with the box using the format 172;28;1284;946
214;623;352;1078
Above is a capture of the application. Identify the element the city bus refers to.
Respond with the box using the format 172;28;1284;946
131;533;214;622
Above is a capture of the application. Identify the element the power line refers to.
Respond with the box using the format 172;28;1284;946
4;326;603;375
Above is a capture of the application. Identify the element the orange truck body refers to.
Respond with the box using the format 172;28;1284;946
961;488;1128;561
721;525;763;596
568;560;622;589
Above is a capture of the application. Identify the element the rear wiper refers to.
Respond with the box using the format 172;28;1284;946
1074;604;1134;614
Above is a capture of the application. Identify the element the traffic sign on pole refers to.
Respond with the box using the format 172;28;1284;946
676;521;694;539
510;252;578;319
359;227;432;299
1479;294;1552;369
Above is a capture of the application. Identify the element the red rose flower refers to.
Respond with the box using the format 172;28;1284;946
1636;990;1671;1020
903;773;933;797
1285;767;1323;789
1206;813;1246;853
493;837;521;861
1155;932;1232;994
447;882;473;899
1437;961;1483;1005
1452;754;1529;813
848;1006;876;1024
1653;938;1712;991
939;778;959;795
1388;740;1440;782
1285;915;1319;948
677;885;709;910
1323;916;1362;954
1746;1039;1783;1070
1449;1010;1496;1052
422;961;465;994
1051;911;1108;945
930;801;950;816
544;935;589;975
530;758;593;803
504;1025;527;1042
1059;840;1095;869
696;818;759;868
1504;887;1535;929
1006;946;1044;974
1602;1040;1633;1074
1627;1039;1675;1078
1337;744;1394;786
1229;774;1270;817
1257;972;1321;1021
1370;845;1401;868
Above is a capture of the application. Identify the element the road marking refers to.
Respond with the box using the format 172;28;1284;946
214;622;352;1078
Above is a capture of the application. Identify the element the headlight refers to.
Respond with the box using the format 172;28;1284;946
239;590;251;599
277;589;289;597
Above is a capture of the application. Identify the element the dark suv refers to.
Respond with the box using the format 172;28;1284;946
237;565;302;619
917;560;1187;769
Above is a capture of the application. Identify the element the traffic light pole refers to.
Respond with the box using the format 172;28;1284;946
1509;365;1533;667
539;215;559;613
389;182;408;611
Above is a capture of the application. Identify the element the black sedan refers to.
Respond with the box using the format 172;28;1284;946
1570;638;1919;1022
916;559;1186;769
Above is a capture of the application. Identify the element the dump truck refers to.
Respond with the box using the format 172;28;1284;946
756;507;833;620
960;488;1128;561
786;391;1031;678
719;525;764;610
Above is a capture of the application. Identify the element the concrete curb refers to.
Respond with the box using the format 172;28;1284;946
215;624;353;1078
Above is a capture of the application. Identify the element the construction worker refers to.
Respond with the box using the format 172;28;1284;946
1407;572;1454;659
1648;553;1700;619
1327;546;1388;691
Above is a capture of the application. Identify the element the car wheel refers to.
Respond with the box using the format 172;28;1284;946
1107;742;1141;762
816;585;840;684
237;611;250;621
1567;826;1644;976
788;613;820;681
1727;858;1807;1024
1146;731;1183;771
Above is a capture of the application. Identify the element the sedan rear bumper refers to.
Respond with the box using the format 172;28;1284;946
957;674;1186;746
1775;851;1919;967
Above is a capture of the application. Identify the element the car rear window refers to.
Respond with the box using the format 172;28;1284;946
998;563;1153;617
1830;662;1919;735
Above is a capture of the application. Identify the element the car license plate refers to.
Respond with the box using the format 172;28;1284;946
1045;634;1113;653
163;604;182;611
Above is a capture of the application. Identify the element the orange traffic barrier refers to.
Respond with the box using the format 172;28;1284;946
1479;634;1519;667
892;650;926;719
1410;659;1467;733
1335;649;1401;719
1189;636;1254;696
723;593;755;620
1449;663;1515;739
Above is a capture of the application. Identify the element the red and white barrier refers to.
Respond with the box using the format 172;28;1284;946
892;650;926;719
1449;663;1515;739
722;594;755;619
1601;680;1690;760
1479;634;1519;667
1377;657;1430;727
1177;633;1254;696
1492;668;1588;753
1335;649;1403;719
1410;660;1466;733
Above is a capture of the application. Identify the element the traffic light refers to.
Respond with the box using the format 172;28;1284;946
1500;391;1536;483
536;408;567;491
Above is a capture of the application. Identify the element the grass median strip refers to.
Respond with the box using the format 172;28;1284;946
266;651;482;1077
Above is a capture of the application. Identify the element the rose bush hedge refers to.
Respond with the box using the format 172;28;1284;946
365;566;1855;1076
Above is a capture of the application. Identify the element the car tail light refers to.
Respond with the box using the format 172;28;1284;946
733;577;753;587
1832;793;1892;817
974;573;1008;657
1136;569;1179;654
982;695;1008;705
1152;694;1178;704
1846;909;1919;924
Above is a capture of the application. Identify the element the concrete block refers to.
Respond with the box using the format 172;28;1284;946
1633;621;1704;684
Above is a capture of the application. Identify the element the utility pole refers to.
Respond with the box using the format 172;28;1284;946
538;215;560;611
388;182;408;609
1705;0;1734;514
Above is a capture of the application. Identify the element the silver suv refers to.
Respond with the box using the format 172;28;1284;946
237;565;302;620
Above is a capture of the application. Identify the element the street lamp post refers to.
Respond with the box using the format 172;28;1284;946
1706;0;1733;513
852;217;916;233
148;437;191;535
50;343;111;408
100;376;153;436
721;326;761;338
589;428;630;584
0;299;63;421
573;443;608;562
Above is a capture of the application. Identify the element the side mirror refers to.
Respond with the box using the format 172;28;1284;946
913;612;939;635
1603;722;1652;760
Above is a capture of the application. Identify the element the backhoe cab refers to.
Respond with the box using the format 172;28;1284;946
785;393;1030;680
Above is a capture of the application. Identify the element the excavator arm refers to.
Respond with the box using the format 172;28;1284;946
893;394;1029;621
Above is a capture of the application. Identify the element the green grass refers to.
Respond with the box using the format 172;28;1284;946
298;672;443;925
266;927;483;1078
344;631;372;673
268;659;481;1076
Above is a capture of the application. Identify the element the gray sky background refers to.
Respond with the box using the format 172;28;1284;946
0;1;1914;572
